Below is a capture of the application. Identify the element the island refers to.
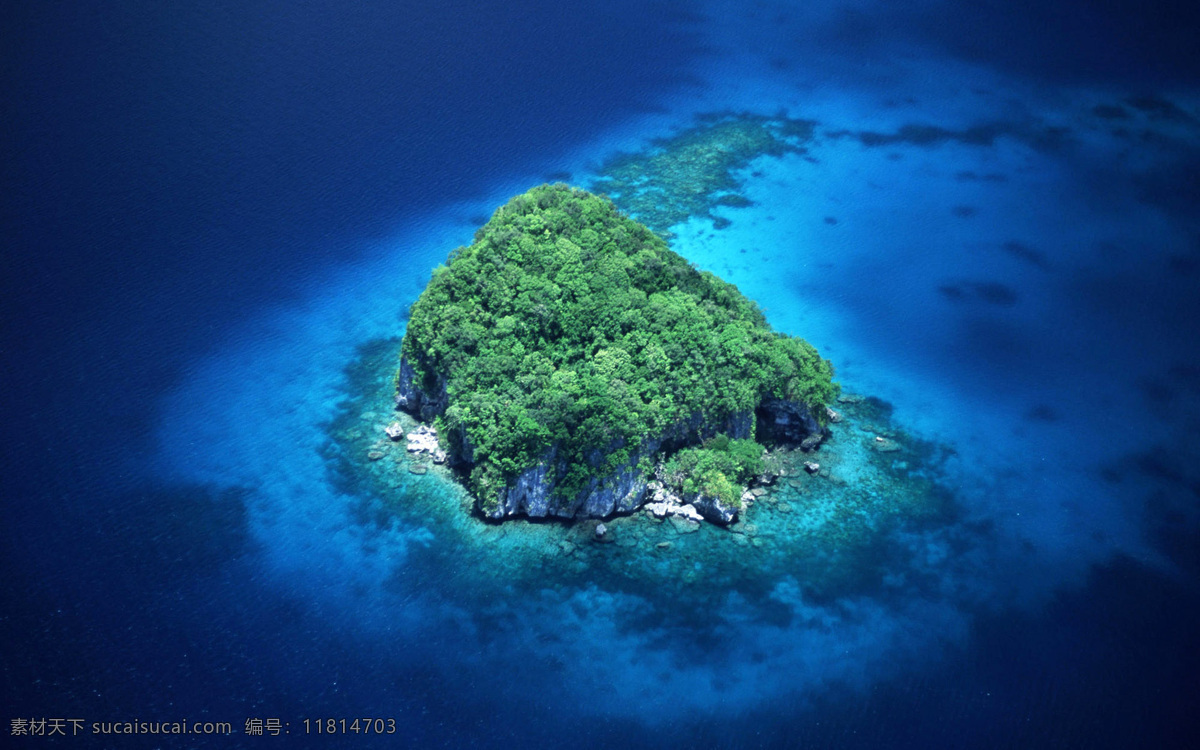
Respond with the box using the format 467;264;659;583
396;183;837;525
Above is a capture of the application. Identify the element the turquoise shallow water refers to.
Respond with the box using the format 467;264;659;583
7;1;1200;746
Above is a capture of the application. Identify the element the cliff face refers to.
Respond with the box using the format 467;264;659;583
395;355;447;422
756;396;824;445
397;353;822;523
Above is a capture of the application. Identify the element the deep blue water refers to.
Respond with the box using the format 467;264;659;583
4;1;1199;747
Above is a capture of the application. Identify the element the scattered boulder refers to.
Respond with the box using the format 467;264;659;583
406;425;441;454
800;433;824;452
872;436;902;452
691;495;738;525
645;482;707;522
804;461;820;474
384;422;405;441
669;515;701;534
826;406;843;423
367;450;385;461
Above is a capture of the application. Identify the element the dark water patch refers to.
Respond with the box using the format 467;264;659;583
1025;125;1073;151
1138;376;1177;407
1133;448;1190;487
658;551;1200;750
844;120;1072;153
903;1;1200;85
854;123;1000;147
52;484;252;592
939;281;1019;306
951;205;977;218
1146;488;1200;582
824;216;839;225
956;170;1010;183
1126;95;1196;122
1167;254;1198;275
1132;155;1200;221
957;317;1035;372
713;193;754;208
1001;240;1052;269
1167;362;1200;393
1093;103;1131;120
970;282;1018;306
469;214;490;227
544;170;573;182
1025;404;1060;422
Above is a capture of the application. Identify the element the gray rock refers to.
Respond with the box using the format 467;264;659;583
757;396;825;445
396;355;449;422
398;354;834;524
669;516;701;534
800;433;824;452
690;494;739;525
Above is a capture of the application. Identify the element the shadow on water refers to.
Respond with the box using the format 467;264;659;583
938;281;1019;307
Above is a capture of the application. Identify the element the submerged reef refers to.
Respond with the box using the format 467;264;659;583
590;112;817;235
397;183;836;524
331;339;958;615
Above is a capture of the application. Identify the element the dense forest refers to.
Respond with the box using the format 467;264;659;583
401;184;835;511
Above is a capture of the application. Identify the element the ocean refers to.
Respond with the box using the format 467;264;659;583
4;1;1199;747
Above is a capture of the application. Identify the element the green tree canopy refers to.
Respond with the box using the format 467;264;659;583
401;184;836;505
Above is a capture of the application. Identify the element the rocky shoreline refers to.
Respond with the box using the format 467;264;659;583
324;338;960;611
397;351;834;525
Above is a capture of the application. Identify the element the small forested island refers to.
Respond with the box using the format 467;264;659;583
397;184;837;525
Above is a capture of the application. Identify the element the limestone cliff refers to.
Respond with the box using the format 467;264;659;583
397;358;823;523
